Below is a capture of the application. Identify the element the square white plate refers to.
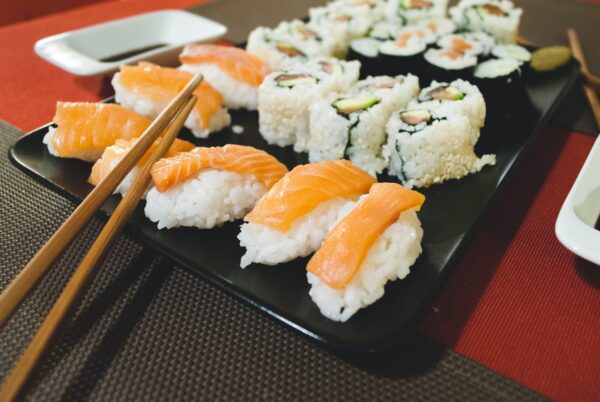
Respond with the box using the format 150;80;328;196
34;10;227;76
556;134;600;265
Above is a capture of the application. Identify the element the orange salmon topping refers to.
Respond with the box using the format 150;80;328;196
244;160;376;232
88;138;195;186
307;183;425;289
179;44;270;87
51;102;151;161
451;38;473;53
150;144;288;192
439;49;464;60
118;62;223;129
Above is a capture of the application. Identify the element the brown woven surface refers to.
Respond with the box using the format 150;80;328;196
0;122;544;401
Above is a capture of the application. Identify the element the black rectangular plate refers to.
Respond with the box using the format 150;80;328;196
9;61;579;352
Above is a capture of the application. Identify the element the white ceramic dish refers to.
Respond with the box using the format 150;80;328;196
556;134;600;265
34;10;227;76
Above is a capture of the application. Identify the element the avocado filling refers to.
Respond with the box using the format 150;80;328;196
428;85;465;101
275;42;305;57
333;94;380;115
275;74;317;87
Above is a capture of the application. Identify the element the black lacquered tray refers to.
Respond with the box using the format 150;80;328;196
9;60;579;352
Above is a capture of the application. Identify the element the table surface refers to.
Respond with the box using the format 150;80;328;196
0;0;599;401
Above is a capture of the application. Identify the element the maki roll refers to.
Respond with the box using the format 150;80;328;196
436;33;485;57
179;44;270;111
308;74;420;175
386;0;449;25
347;20;404;77
423;48;478;82
414;79;485;131
449;0;522;44
238;160;376;268
378;29;431;76
491;44;531;64
258;59;360;152
309;0;383;44
348;38;383;77
43;102;150;162
246;20;345;70
473;58;523;111
409;79;486;135
417;17;456;39
144;145;288;230
88;138;194;197
383;108;496;188
307;182;425;322
112;62;231;138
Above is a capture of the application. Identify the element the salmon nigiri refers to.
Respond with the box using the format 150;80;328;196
88;138;195;196
238;160;376;268
112;62;231;138
307;182;425;322
42;102;151;162
144;145;288;230
179;44;270;110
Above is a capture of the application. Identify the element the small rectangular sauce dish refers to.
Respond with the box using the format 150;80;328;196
34;10;227;75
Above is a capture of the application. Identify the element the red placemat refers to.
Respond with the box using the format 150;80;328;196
0;0;206;132
421;127;600;402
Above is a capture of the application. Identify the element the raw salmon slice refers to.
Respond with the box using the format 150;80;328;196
307;182;425;289
244;160;376;232
88;138;195;186
118;62;223;128
150;144;288;192
180;44;270;87
47;102;151;161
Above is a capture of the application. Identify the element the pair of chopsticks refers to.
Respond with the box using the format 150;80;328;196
0;73;203;401
567;28;600;130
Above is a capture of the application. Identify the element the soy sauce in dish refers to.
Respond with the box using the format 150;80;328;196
99;43;168;62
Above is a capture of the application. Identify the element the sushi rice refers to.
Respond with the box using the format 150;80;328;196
238;197;357;268
307;206;423;322
145;170;267;230
449;0;522;44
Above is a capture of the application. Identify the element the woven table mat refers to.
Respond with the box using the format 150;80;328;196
0;122;543;401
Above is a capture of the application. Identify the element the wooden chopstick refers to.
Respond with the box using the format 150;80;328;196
0;73;203;329
567;28;600;130
0;94;198;402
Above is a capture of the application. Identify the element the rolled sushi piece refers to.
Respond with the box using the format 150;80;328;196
88;138;195;196
308;74;420;175
258;59;360;152
490;44;531;64
449;0;522;44
238;160;376;268
144;145;288;230
383;108;496;188
472;58;524;112
417;17;456;39
112;62;231;138
386;0;449;25
436;33;485;57
378;29;429;76
409;79;486;133
179;44;270;110
307;182;425;322
423;48;478;82
246;20;346;70
308;0;382;44
42;102;151;162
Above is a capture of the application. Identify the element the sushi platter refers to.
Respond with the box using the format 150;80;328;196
10;0;582;351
